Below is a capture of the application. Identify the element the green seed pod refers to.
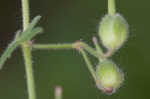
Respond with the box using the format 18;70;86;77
99;14;128;50
96;60;124;95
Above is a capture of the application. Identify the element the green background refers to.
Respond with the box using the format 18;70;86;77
0;0;149;99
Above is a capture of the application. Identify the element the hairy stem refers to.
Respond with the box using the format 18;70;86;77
21;0;36;99
108;0;116;15
32;44;74;50
92;36;104;55
22;44;36;99
22;0;30;30
32;42;102;59
81;42;100;58
80;49;97;81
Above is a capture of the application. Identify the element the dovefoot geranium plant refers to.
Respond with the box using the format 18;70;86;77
0;0;129;98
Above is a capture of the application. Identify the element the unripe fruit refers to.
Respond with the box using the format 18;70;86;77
96;60;124;95
99;14;128;50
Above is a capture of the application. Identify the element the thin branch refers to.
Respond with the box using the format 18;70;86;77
32;43;74;50
21;0;36;99
108;0;116;15
80;49;97;82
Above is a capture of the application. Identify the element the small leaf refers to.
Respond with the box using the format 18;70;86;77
24;16;41;33
0;40;20;69
0;30;23;69
19;27;43;43
18;16;42;43
14;30;21;41
0;16;42;69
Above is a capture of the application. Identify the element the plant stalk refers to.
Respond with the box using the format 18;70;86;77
21;0;36;99
80;49;97;82
108;0;116;15
32;44;74;50
32;43;102;59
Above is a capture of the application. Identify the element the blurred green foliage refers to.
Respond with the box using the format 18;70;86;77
0;0;150;99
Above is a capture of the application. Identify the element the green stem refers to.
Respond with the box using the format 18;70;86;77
81;42;104;60
22;0;30;30
81;42;99;58
21;0;36;99
108;0;116;15
32;44;74;50
32;42;102;59
80;49;97;82
92;37;104;55
22;44;36;99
